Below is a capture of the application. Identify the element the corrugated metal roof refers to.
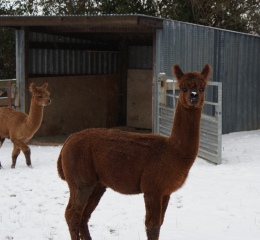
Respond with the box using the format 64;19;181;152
1;14;258;37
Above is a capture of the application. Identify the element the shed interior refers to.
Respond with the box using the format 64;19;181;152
1;16;163;139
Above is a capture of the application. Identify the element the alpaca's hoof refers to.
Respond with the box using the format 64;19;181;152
11;165;15;169
28;164;33;169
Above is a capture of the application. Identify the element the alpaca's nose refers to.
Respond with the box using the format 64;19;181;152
190;91;198;103
46;98;52;105
190;91;198;98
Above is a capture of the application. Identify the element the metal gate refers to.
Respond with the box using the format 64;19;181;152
157;73;222;164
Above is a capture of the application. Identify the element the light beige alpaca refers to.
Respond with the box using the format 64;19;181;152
0;82;51;168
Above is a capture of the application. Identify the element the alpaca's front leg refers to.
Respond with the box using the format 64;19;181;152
24;149;32;167
144;194;164;240
11;144;21;168
11;139;32;168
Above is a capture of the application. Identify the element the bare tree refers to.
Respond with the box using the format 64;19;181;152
179;0;260;34
1;0;260;33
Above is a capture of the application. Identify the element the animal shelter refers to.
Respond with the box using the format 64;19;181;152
0;15;160;137
0;15;260;164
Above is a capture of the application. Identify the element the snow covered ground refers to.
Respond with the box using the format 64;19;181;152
0;130;260;240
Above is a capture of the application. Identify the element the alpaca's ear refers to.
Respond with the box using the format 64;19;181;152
173;65;184;80
42;82;48;89
29;83;36;93
201;64;211;79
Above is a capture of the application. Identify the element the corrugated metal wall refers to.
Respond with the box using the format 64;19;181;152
29;32;152;74
28;32;118;75
155;20;260;134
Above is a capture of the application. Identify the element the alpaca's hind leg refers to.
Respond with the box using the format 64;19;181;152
0;137;5;147
79;183;106;239
144;194;164;240
11;144;21;168
65;184;96;240
65;198;81;240
0;137;5;169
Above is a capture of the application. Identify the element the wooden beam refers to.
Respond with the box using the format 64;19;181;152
29;25;157;34
0;15;163;29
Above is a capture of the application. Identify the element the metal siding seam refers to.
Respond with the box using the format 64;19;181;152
253;38;260;129
48;49;52;75
175;22;181;68
154;28;163;134
248;36;254;130
87;52;91;74
219;31;224;132
82;51;86;74
71;50;75;75
38;49;42;75
55;49;59;75
32;49;36;75
239;35;246;131
65;50;69;75
76;50;80;75
242;36;251;131
169;21;174;74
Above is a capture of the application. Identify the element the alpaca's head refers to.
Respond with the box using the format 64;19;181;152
173;64;211;109
29;82;51;107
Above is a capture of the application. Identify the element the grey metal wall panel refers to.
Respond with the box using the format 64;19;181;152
155;20;260;134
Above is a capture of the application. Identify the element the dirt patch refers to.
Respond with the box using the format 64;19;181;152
30;126;152;146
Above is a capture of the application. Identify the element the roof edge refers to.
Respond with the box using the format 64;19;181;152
0;14;164;29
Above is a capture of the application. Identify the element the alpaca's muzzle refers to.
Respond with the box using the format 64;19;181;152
190;91;198;104
45;98;52;106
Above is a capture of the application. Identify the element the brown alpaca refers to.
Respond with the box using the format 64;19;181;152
0;82;51;169
57;64;211;240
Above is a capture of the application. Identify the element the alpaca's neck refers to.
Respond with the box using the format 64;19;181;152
26;100;44;133
169;102;202;158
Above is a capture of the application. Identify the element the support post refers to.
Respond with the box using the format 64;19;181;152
16;27;28;112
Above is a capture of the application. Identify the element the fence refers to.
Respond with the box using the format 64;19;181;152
0;79;18;108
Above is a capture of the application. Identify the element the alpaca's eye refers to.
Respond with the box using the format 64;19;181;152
182;87;188;92
199;88;204;92
38;95;43;98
